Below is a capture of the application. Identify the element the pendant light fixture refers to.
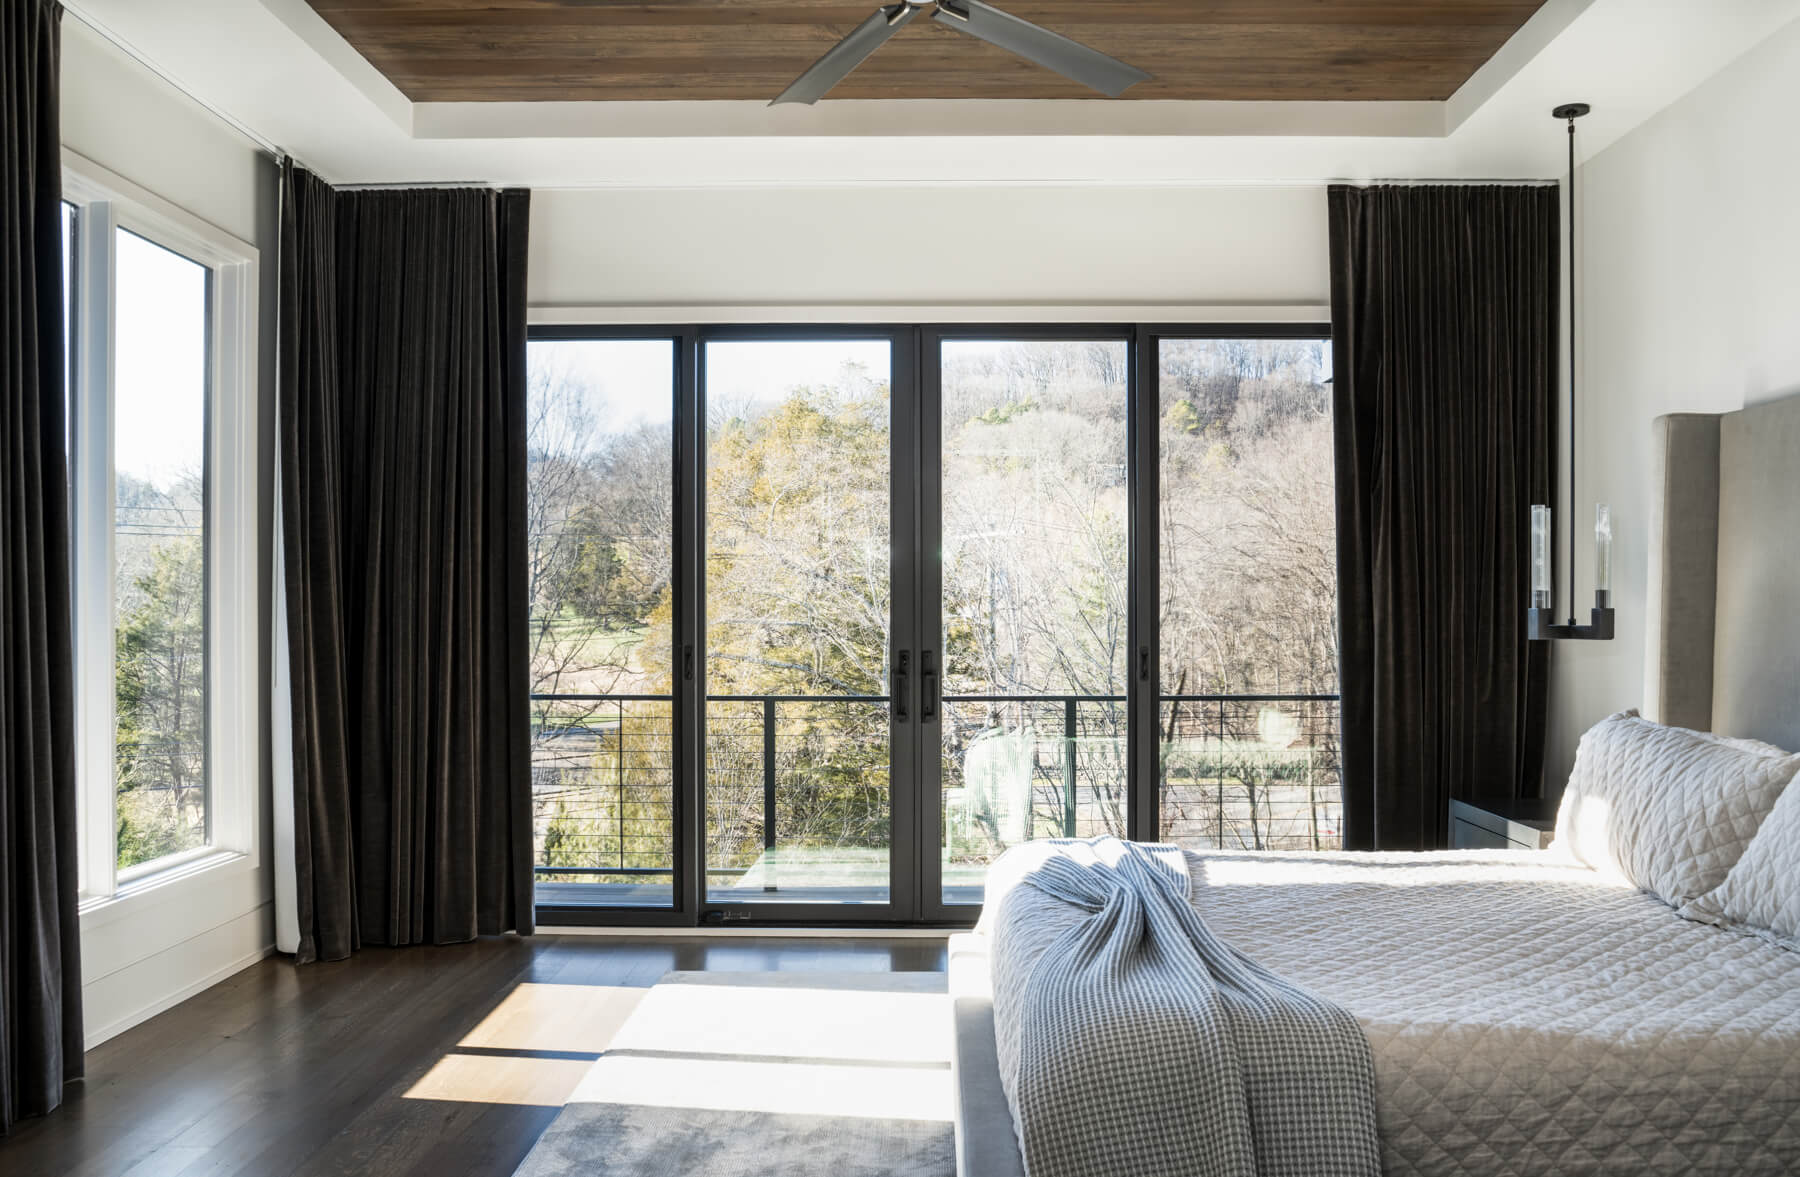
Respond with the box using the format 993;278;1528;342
1529;102;1614;642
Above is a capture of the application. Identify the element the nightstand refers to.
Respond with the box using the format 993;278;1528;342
1448;797;1557;850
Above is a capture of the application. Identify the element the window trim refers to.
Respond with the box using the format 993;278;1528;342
63;150;260;909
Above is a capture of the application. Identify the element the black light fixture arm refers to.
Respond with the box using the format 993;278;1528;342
1562;104;1580;625
1528;101;1612;642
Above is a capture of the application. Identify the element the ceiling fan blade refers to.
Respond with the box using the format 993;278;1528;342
930;0;1151;97
772;4;920;106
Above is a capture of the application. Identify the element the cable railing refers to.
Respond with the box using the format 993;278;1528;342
531;693;675;883
528;690;1342;884
1158;694;1343;851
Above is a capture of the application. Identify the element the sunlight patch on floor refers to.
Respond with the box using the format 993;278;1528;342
567;977;954;1123
404;982;647;1106
570;1053;952;1122
609;983;950;1066
405;974;950;1119
405;1052;596;1107
459;982;646;1054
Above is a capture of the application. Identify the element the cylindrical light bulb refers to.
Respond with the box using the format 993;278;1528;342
1531;504;1552;608
1595;503;1612;597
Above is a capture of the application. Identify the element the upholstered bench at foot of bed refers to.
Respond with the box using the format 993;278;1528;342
948;933;1027;1177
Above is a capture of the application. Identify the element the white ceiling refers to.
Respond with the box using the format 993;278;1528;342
63;0;1800;188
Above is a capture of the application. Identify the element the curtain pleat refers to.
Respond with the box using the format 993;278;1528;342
1329;184;1557;850
278;164;533;963
1;0;82;1134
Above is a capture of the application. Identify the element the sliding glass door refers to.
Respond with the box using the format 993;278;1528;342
926;334;1133;909
699;332;915;917
527;338;678;909
1154;337;1342;851
526;324;1334;927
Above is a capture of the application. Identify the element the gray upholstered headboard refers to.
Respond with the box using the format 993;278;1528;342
1644;393;1800;752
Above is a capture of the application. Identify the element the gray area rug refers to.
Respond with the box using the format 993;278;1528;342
511;970;955;1177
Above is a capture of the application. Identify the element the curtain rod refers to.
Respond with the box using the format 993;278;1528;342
336;181;501;190
1343;178;1559;186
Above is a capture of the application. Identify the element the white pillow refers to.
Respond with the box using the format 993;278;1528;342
1554;710;1800;906
1680;777;1800;949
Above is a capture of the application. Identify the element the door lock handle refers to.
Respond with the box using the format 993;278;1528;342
894;650;910;722
921;650;939;722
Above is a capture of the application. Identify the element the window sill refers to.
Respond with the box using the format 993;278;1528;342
79;849;255;930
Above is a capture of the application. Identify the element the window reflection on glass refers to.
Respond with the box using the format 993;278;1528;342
938;340;1130;903
112;228;210;871
526;339;677;908
60;201;75;456
1155;338;1340;852
702;339;893;904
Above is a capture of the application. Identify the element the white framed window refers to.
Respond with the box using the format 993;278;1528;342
63;151;259;905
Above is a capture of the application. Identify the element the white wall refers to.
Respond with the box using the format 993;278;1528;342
62;21;265;246
1545;17;1800;786
528;185;1329;311
61;18;279;1047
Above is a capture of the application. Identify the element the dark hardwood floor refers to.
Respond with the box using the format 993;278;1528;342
0;935;948;1177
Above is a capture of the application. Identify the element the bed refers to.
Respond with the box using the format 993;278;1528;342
950;392;1800;1176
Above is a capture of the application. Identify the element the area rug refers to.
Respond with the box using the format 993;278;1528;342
510;970;956;1177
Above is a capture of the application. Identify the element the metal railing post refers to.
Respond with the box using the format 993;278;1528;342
1063;697;1078;837
763;697;778;892
1216;701;1225;845
616;699;626;872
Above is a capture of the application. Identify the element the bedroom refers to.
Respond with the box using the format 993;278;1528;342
2;1;1799;1174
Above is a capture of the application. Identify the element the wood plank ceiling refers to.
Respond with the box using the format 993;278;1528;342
302;1;1549;103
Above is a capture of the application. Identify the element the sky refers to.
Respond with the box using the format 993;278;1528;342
530;339;677;435
530;337;896;434
527;335;1122;442
110;227;208;490
529;335;1323;428
706;339;890;407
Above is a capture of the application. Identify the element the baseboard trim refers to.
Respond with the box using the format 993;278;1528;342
84;941;276;1050
539;925;956;940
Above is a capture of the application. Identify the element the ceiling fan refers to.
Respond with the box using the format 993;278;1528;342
771;0;1153;105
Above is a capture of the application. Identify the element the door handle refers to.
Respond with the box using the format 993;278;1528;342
1138;645;1151;682
683;644;695;681
922;649;939;722
894;650;910;722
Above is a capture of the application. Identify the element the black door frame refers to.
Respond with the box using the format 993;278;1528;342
914;324;1139;922
692;324;922;925
530;321;1331;929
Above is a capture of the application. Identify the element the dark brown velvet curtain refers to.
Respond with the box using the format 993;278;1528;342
1;0;81;1134
279;163;534;963
1329;184;1557;851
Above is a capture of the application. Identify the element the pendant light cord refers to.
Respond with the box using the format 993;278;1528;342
1566;113;1578;625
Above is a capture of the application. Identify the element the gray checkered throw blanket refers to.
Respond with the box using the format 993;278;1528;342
981;836;1381;1177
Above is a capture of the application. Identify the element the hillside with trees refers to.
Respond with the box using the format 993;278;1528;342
113;472;209;869
526;336;1340;894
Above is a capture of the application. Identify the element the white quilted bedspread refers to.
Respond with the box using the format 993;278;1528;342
984;847;1800;1176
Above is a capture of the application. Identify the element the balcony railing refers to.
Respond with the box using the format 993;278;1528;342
529;690;1342;892
1158;694;1343;851
530;694;675;887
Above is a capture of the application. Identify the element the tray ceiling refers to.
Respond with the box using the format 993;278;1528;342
300;0;1550;103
